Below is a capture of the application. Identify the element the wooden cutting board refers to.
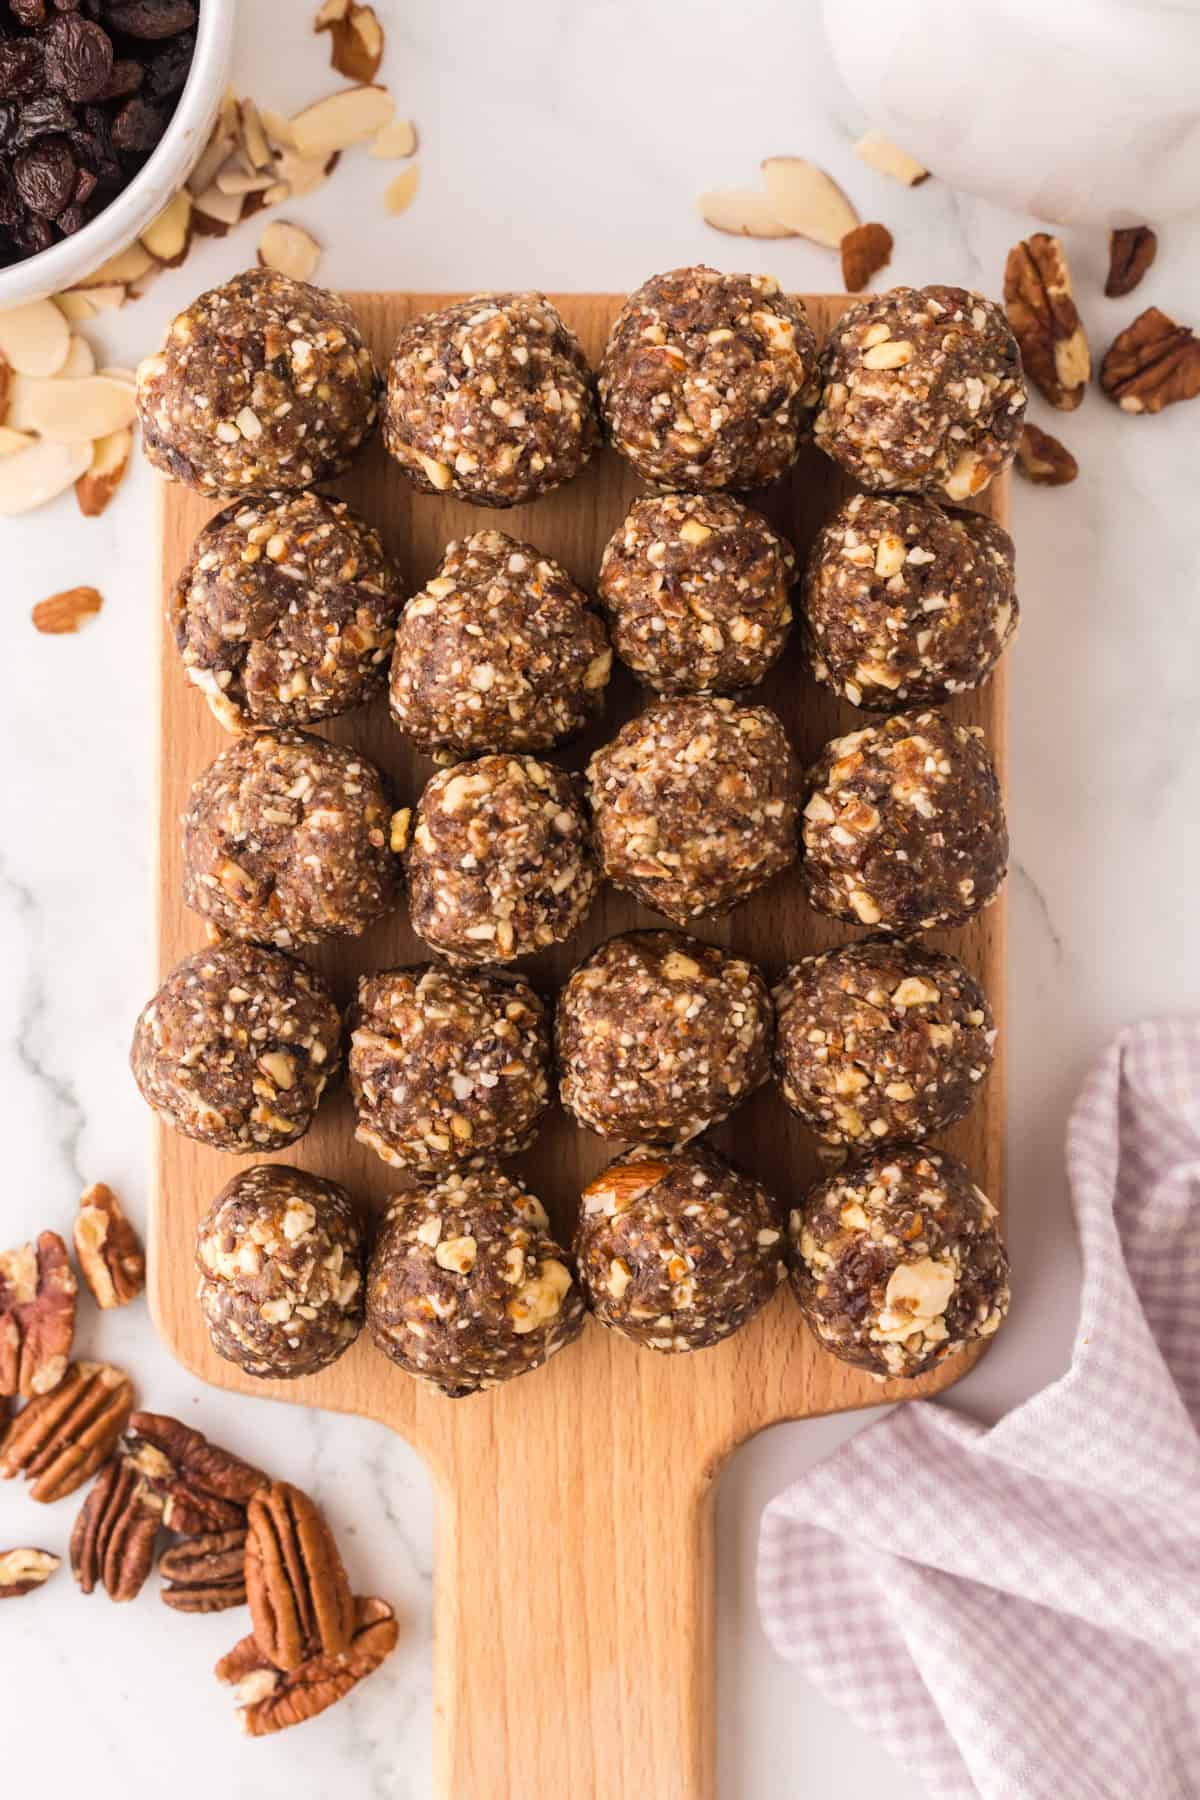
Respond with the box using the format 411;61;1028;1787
150;293;1008;1797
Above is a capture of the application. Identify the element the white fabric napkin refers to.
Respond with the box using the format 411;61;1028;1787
758;1020;1200;1800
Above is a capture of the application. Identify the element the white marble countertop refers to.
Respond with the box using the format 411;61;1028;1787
4;3;1199;1795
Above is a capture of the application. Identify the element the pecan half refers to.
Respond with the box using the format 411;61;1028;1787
0;1360;132;1502
1004;233;1090;410
1015;422;1078;487
0;1231;78;1397
73;1183;146;1309
216;1595;398;1736
1105;226;1156;299
1099;307;1200;415
840;222;893;294
160;1527;247;1612
125;1411;267;1533
245;1480;354;1671
0;1546;61;1598
70;1452;163;1600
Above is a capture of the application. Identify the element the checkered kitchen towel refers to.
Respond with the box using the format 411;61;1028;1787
758;1021;1200;1800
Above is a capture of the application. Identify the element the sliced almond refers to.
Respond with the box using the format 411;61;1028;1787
53;292;97;323
74;244;157;289
698;188;796;239
383;165;419;217
313;0;350;22
217;166;276;196
0;438;91;516
272;146;339;199
25;375;138;445
192;184;245;227
60;336;96;379
32;585;103;635
70;284;128;314
262;181;291;207
317;1;385;83
290;84;395;158
187;125;237;198
238;98;273;172
0;298;71;378
258;220;323;282
0;426;36;457
98;366;137;388
761;157;859;248
140;189;193;268
76;427;133;518
259;107;298;152
369;118;417;159
854;129;929;188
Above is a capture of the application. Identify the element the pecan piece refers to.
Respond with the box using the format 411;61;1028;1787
160;1527;247;1611
245;1480;354;1671
70;1452;163;1599
1015;422;1078;487
1004;233;1090;410
1099;307;1200;415
125;1411;267;1533
0;1230;77;1397
840;222;893;294
0;1546;61;1597
1105;226;1157;299
73;1182;145;1309
0;1360;132;1502
216;1595;399;1736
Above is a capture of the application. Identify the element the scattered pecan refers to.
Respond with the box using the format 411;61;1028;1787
0;1546;61;1598
0;1360;133;1502
0;1230;77;1397
125;1411;267;1534
245;1480;354;1671
159;1527;247;1612
73;1183;145;1309
1105;226;1157;298
70;1452;163;1600
216;1595;398;1736
1004;233;1090;410
840;221;893;294
31;585;104;635
1099;307;1200;415
1015;422;1078;487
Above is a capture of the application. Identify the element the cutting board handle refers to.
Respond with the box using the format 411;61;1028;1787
429;1370;717;1800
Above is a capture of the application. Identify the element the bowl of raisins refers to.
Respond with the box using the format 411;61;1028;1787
0;0;234;306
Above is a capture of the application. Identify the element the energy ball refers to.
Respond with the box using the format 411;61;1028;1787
408;755;597;964
575;1146;785;1352
803;493;1018;711
182;729;402;949
349;965;550;1175
802;710;1007;932
383;292;599;507
389;530;611;757
598;267;818;490
366;1168;584;1397
813;286;1025;502
130;943;341;1152
587;697;800;925
788;1146;1009;1377
597;493;795;694
556;930;772;1144
170;491;404;732
136;269;381;498
773;938;995;1148
195;1165;364;1380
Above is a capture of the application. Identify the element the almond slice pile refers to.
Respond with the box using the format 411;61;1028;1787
45;1;420;321
0;301;135;520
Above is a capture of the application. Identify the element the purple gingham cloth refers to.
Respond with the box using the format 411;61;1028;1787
758;1020;1200;1800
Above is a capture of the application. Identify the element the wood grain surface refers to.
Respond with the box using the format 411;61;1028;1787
151;293;1009;1798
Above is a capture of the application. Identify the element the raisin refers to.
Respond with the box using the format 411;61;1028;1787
103;0;195;39
12;93;76;147
14;133;77;215
0;100;18;153
93;53;140;98
0;160;22;226
55;198;83;231
9;0;48;26
143;22;191;97
14;209;54;252
44;14;113;101
110;90;160;152
71;159;95;201
0;36;45;98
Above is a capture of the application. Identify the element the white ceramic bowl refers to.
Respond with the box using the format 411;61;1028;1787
0;0;237;310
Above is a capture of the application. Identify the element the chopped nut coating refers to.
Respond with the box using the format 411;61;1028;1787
789;1147;1008;1377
